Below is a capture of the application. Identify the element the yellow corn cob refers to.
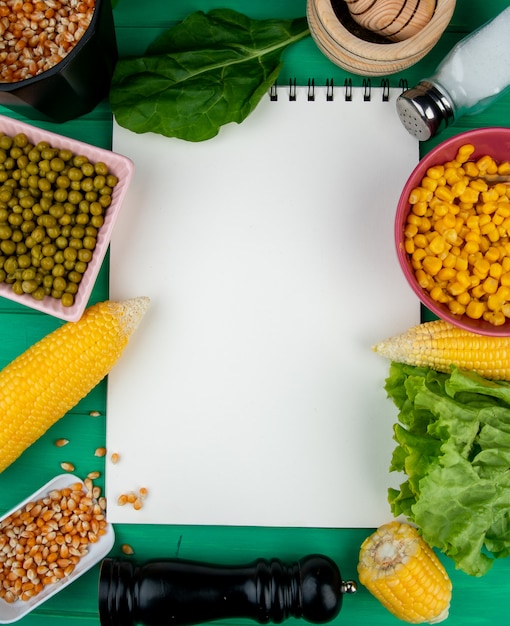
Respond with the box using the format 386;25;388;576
373;319;510;381
358;521;452;624
0;297;149;473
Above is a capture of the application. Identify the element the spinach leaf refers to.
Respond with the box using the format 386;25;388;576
109;9;310;141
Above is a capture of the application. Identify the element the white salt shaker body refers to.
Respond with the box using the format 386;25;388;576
397;6;510;140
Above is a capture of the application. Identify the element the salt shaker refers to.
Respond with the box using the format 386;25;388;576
396;6;510;140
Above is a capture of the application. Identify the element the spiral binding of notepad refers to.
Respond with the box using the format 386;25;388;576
269;77;409;102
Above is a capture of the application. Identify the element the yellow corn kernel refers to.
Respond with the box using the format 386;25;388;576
469;178;489;193
498;160;510;175
404;223;419;238
417;216;432;233
413;234;428;249
489;262;503;280
477;154;497;173
427;235;446;255
411;201;429;217
415;269;432;289
482;188;500;203
454;255;468;271
466;299;486;319
427;165;445;180
451;179;468;198
430;285;448;303
0;298;150;473
405;239;415;255
422;256;442;276
484;310;506;326
482;276;499;295
434;186;455;203
463;160;479;177
485;246;501;263
437;267;456;282
456;143;475;163
463;240;480;255
358;522;451;625
473;258;491;278
459;187;479;204
407;214;422;227
409;187;431;204
421;177;438;193
449;300;466;316
456;291;471;306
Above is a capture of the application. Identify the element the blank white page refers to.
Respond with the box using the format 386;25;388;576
107;85;419;527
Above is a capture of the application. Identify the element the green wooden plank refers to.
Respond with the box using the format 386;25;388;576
2;1;510;625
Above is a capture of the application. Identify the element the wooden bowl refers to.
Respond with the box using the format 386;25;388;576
307;0;456;76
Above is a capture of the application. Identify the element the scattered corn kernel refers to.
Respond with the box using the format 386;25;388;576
95;447;107;457
87;471;101;480
60;462;75;472
121;544;135;555
89;411;102;417
110;453;120;464
55;438;69;448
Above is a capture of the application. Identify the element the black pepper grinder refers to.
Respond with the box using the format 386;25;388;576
98;555;357;626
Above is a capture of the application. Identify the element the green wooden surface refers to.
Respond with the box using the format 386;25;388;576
1;0;510;624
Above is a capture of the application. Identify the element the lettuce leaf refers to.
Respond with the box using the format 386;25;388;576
386;362;510;576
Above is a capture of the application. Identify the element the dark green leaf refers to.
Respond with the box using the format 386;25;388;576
110;9;310;141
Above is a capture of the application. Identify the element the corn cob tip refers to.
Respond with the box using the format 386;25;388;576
107;296;151;338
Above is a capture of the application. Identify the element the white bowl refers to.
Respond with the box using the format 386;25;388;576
0;474;115;623
0;114;134;321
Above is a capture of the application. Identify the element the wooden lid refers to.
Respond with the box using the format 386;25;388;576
307;0;456;76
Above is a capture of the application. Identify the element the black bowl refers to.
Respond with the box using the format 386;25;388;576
0;0;117;122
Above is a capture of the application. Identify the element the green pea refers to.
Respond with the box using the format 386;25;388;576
12;280;24;295
38;178;52;192
52;264;65;277
78;248;92;263
83;236;97;250
61;292;74;307
4;256;18;273
73;155;88;167
52;276;67;291
98;195;111;209
49;203;65;218
40;256;55;271
0;136;13;150
31;286;45;301
0;224;12;240
68;167;83;181
42;243;56;257
55;234;68;250
63;247;77;262
50;157;65;172
75;213;89;225
68;190;83;205
18;254;31;269
74;260;88;274
58;149;73;162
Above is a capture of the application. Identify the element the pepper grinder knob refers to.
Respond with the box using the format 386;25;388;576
98;555;357;626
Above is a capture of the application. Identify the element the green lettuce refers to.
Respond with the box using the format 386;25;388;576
386;362;510;576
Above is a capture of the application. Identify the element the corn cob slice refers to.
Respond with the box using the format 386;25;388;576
358;521;452;624
373;319;510;381
0;297;149;473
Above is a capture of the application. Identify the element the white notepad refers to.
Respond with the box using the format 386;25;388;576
107;84;419;527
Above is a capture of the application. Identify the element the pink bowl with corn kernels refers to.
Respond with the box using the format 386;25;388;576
395;127;510;337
